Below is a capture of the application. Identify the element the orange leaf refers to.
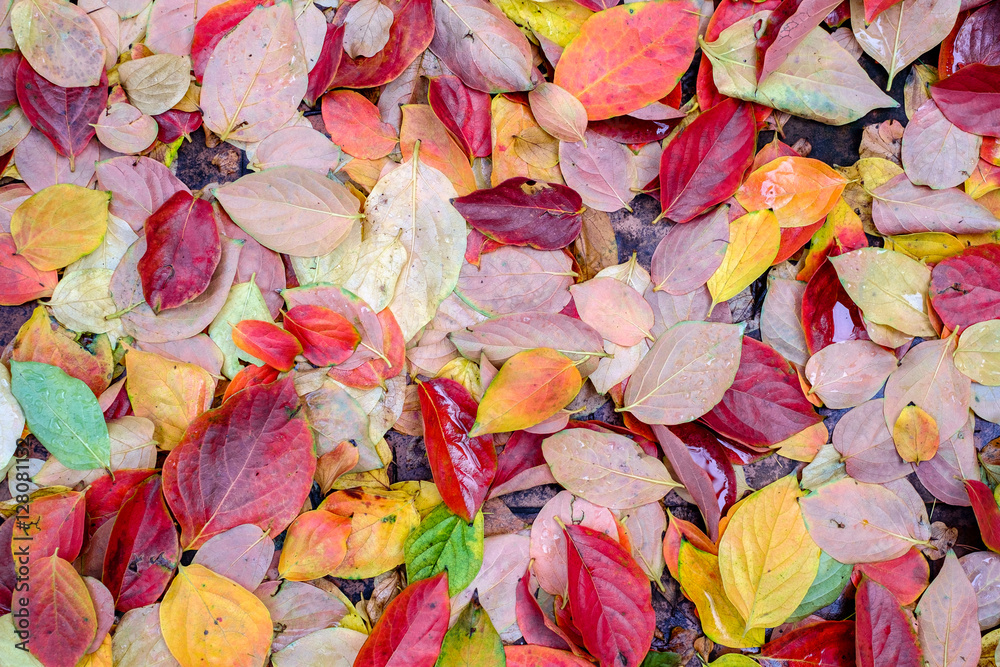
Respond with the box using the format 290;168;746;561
278;509;352;581
736;156;847;228
232;320;302;371
400;104;476;195
893;404;940;463
321;90;398;160
469;348;582;437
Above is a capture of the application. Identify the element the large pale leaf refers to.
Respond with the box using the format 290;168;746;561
456;246;574;317
558;131;637;212
200;2;307;142
833;399;912;484
829;247;935;336
718;475;820;631
800;477;931;563
621;321;743;424
850;0;961;89
915;552;982;667
870;173;1000;235
650;206;729;295
901;100;981;190
805;340;898;409
11;0;105;87
214;166;360;257
542;428;679;509
363;153;467;341
702;12;897;125
955;320;1000;385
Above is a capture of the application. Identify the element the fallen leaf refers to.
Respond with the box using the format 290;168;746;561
915;551;982;667
11;0;105;88
893;404;940;463
353;572;450;667
405;504;484;596
651;206;730;296
278;510;352;581
11;184;110;271
856;576;923;667
805;340;898;408
706;210;781;309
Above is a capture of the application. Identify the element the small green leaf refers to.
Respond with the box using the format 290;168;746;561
405;504;484;596
639;652;683;667
786;551;853;623
435;593;504;667
10;361;110;470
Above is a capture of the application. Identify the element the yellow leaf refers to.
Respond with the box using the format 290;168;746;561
491;96;562;186
492;0;592;47
707;210;780;308
736;157;847;228
893;404;939;464
885;232;969;264
11;184;110;271
470;348;582;437
160;565;272;667
319;487;422;579
955;320;1000;386
772;422;828;463
797;197;867;282
75;635;111;667
678;541;764;649
125;348;216;450
718;475;821;632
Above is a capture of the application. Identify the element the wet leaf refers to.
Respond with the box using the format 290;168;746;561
405;504;484;596
736;156;848;228
125;347;214;450
354;572;449;666
870;173;1000;235
856;576;923;667
571;278;653;346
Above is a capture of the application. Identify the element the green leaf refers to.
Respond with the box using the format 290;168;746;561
10;361;110;470
405;504;484;596
786;551;852;623
207;280;272;379
435;593;505;667
640;652;683;667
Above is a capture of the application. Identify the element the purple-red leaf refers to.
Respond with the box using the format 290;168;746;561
162;378;317;549
658;98;756;223
759;620;856;666
701;337;822;447
802;259;871;354
354;572;450;667
652;424;724;541
930;243;1000;329
154;109;203;144
15;58;107;170
856;577;922;667
137;191;222;313
304;22;345;107
428;75;492;158
966;479;1000;553
564;523;655;667
102;475;180;612
931;63;1000;137
417;377;497;522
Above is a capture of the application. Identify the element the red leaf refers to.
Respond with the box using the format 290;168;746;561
354;572;450;667
14;555;97;667
0;51;21;114
0;232;57;305
154;109;203;143
452;177;584;250
514;567;574;652
192;0;274;82
493;430;546;489
15;58;107;170
652;424;723;541
852;548;929;606
802;259;871;354
862;0;903;22
588;115;679;145
232;320;303;372
700;337;822;447
755;0;844;82
775;218;826;264
505;645;594;666
284;304;362;366
162;378;317;549
571;0;616;9
326;307;405;389
856;577;922;667
223;363;280;402
931;63;1000;137
966;479;1000;552
564;523;655;667
16;491;86;566
102;475;180;612
137;191;222;313
428;75;492;158
930;243;1000;329
659;99;756;223
85;469;158;533
305;23;345;107
321;89;398;159
330;0;435;89
417;377;497;522
760;620;855;666
952;2;1000;71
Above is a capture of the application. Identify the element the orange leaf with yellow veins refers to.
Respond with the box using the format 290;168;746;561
278;510;352;581
736;157;847;228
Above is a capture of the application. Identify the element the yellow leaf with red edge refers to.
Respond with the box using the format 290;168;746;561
491;96;562;186
12;306;114;396
663;511;716;581
678;541;764;648
552;0;700;120
278;510;352;581
125;348;215;450
736;157;847;228
319;487;422;579
469;348;582;437
718;475;821;632
706;211;780;309
160;564;272;667
797;198;868;282
11;184;111;271
400;105;476;195
893;404;939;463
